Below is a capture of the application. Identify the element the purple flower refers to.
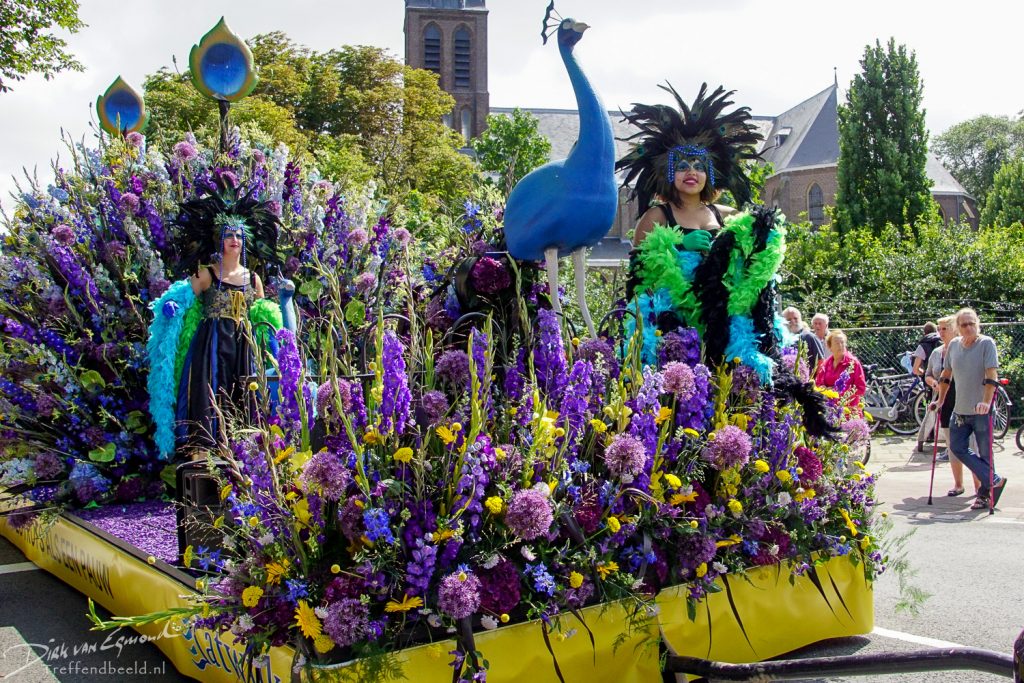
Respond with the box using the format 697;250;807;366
104;240;126;261
380;331;412;435
125;132;144;148
274;329;302;437
437;570;481;619
118;192;140;215
659;329;701;366
478;557;521;614
662;361;696;400
577;338;619;379
420;390;449;424
504;489;554;541
316;379;352;421
436;350;471;390
469;256;511;294
323;598;369;647
354;271;377;293
701;425;752;470
363;507;395;544
283;256;300;277
534;309;567;402
51;223;75;245
795;446;823;483
173;141;198;161
347;228;368;248
406;539;437;596
34;452;64;479
393;227;412;246
300;451;351;500
603;434;646;480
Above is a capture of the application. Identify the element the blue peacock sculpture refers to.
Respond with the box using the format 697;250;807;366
503;2;617;337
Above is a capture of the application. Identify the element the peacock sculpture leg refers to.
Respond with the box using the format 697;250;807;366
572;248;596;338
545;247;562;320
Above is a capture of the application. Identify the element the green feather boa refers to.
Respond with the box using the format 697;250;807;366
249;298;284;356
720;212;786;316
173;298;204;390
634;225;704;330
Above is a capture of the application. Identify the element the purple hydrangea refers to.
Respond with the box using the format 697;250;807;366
662;361;696;399
300;451;351;501
603;434;646;480
701;425;752;470
437;570;482;619
469;256;511;294
323;598;369;647
504;489;554;541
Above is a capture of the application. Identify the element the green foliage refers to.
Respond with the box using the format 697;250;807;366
781;210;1024;326
981;157;1024;228
470;108;552;196
718;161;774;208
835;39;931;238
933;114;1024;205
0;0;84;93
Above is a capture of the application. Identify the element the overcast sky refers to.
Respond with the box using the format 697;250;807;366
2;0;1020;212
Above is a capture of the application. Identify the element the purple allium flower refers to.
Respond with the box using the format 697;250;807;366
316;379;352;421
795;446;823;483
662;361;696;400
732;364;761;398
215;169;239;189
337;499;364;542
283;256;300;277
118;192;140;215
300;451;351;501
603;434;646;480
266;200;282;216
347;228;368;248
51;223;75;245
426;295;454;331
34;451;64;479
125;131;144;148
504;489;554;541
323;598;369;647
676;532;718;573
842;418;870;448
393;227;412;246
435;350;471;390
437;570;482;619
173;141;198;162
420;389;449;424
314;179;334;194
477;557;521;614
659;328;701;366
104;240;126;261
114;476;146;502
471;240;490;255
701;425;752;470
354;271;377;293
469;256;511;294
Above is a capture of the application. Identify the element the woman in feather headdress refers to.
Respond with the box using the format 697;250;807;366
148;173;283;460
617;83;763;250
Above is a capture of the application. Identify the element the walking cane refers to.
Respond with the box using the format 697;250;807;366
927;403;940;505
988;393;996;515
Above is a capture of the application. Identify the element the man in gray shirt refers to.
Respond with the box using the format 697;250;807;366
932;308;1007;509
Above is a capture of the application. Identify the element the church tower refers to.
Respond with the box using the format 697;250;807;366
404;0;489;142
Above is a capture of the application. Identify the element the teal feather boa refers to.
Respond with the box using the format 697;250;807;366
723;315;775;384
148;280;197;459
624;289;675;367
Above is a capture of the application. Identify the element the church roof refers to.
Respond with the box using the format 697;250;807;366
406;0;485;8
759;84;840;171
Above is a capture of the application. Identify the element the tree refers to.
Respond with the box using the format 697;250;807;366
0;0;85;93
933;114;1024;204
981;157;1024;227
470;108;551;195
835;38;932;238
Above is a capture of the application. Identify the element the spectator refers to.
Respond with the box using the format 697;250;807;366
932;308;1007;510
910;321;941;378
811;313;829;343
815;329;866;403
923;315;980;495
782;306;826;372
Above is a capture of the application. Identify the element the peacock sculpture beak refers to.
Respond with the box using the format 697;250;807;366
571;21;590;33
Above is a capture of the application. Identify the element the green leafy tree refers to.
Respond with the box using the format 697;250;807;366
470;108;551;196
981;157;1024;227
835;38;932;238
933;114;1024;204
0;0;85;93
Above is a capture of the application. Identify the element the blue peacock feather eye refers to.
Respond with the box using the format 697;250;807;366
189;17;259;102
96;77;149;135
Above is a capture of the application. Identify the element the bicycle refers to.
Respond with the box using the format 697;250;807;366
913;378;1012;440
861;364;926;435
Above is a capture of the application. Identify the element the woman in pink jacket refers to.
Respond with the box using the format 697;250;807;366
815;330;867;404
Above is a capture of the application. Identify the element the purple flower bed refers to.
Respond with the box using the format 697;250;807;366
75;501;178;564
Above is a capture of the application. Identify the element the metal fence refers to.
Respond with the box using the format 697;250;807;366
841;321;1024;404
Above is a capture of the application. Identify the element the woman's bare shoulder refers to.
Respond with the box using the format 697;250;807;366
713;204;738;217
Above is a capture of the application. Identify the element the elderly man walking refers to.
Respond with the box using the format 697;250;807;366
931;308;1008;510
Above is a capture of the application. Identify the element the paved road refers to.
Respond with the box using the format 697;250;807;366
2;434;1021;682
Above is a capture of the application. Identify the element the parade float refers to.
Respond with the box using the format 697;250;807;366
0;9;877;683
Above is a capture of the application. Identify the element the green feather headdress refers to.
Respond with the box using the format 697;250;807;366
616;82;764;215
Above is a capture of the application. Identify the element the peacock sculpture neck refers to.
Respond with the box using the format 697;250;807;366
559;38;614;177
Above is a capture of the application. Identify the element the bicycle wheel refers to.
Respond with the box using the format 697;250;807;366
1016;424;1024;452
887;400;920;435
992;388;1010;439
913;391;930;427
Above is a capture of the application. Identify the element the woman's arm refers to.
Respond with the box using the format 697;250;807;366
851;358;867;400
632;208;660;247
190;267;212;296
253;272;265;299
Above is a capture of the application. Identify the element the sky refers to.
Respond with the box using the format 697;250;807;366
2;0;1021;212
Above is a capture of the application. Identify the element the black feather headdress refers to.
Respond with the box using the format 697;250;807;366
616;82;764;215
172;174;282;279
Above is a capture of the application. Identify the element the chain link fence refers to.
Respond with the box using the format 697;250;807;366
841;321;1024;415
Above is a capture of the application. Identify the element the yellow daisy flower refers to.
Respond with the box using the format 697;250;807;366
294;600;322;639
